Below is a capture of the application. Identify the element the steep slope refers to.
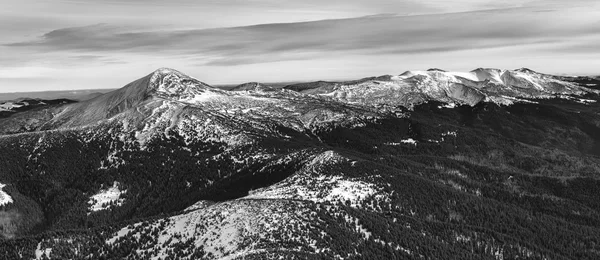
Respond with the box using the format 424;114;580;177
36;68;213;129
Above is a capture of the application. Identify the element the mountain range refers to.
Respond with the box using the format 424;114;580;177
0;90;113;103
0;67;599;259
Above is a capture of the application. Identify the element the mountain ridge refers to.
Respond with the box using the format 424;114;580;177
285;67;598;108
1;66;600;259
0;67;597;137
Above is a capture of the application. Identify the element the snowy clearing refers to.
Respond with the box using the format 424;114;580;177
88;182;126;212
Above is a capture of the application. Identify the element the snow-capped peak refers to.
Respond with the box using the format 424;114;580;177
147;68;213;99
283;67;597;108
151;67;189;78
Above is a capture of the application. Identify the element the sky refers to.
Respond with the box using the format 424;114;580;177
1;0;600;92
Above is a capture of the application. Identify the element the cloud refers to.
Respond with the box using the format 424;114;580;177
7;7;599;68
67;54;128;65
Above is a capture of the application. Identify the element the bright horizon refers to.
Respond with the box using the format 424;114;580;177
2;0;600;92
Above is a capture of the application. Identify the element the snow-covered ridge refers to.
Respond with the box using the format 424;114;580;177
247;174;381;207
144;67;596;112
107;200;332;260
399;68;572;90
247;151;387;207
2;67;596;140
285;67;598;108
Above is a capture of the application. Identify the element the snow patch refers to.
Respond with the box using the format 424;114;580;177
0;102;24;110
88;181;126;212
326;178;378;203
182;90;225;103
385;138;417;146
400;138;417;146
35;243;52;260
438;103;457;109
574;98;597;104
442;131;457;137
0;183;13;206
247;151;386;206
247;174;381;207
485;95;539;106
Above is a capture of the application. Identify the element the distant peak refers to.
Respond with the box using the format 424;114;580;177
471;68;501;73
370;75;395;81
427;68;447;72
514;68;537;73
399;71;416;77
